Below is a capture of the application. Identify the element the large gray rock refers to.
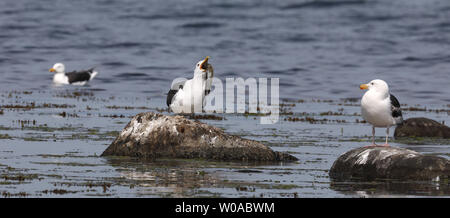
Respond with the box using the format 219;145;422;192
329;146;450;181
101;112;297;161
394;117;450;138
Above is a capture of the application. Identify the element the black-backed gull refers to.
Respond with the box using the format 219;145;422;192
49;63;98;85
166;56;214;113
360;79;403;146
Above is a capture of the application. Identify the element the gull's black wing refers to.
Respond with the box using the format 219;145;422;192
167;89;179;107
390;94;403;124
65;68;94;84
166;80;186;107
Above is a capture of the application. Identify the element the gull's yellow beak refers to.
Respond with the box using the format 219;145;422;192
49;68;55;72
360;84;369;90
200;56;210;70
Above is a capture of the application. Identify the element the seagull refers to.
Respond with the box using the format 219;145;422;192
49;63;98;85
166;56;214;113
360;79;403;146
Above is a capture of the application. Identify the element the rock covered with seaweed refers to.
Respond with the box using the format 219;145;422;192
101;112;297;161
394;117;450;139
329;146;449;181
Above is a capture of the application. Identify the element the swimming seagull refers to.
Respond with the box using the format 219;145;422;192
360;79;403;146
166;56;214;113
49;63;98;85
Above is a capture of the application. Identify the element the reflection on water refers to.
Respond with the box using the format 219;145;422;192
330;179;449;197
108;158;223;197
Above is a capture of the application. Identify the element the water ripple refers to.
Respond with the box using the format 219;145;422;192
280;0;368;10
180;22;226;29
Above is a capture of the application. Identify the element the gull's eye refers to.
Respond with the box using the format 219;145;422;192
371;82;374;85
197;64;200;67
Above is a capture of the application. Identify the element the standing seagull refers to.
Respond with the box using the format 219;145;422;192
49;63;98;85
360;79;403;146
167;56;214;113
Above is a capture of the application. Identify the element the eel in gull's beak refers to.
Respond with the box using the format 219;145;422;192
200;56;210;71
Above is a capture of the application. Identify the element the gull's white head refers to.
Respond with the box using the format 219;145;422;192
193;56;213;77
49;63;65;74
360;79;389;93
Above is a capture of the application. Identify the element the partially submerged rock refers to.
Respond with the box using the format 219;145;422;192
329;146;450;181
394;117;450;139
101;112;297;162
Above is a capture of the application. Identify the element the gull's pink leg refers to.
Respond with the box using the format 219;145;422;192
381;127;390;146
364;126;378;147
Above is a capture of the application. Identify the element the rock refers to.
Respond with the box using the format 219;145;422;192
101;112;297;162
329;146;450;181
394;117;450;138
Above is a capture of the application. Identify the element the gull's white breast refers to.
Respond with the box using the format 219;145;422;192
361;91;395;127
53;73;69;84
170;78;206;113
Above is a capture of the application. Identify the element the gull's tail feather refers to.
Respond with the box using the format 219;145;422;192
89;71;98;81
87;66;98;81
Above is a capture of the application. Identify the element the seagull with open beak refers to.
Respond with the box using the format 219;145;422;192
167;56;214;113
